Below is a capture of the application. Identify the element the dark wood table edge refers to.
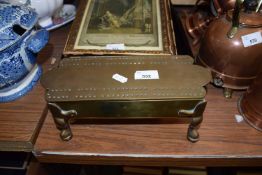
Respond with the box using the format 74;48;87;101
0;106;48;152
33;152;262;167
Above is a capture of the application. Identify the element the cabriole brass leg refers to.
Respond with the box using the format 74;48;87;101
179;100;207;142
48;103;77;141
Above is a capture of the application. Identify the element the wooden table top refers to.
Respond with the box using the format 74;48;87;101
0;26;68;152
0;83;46;152
33;25;262;167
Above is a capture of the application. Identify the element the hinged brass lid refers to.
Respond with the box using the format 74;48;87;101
41;55;211;102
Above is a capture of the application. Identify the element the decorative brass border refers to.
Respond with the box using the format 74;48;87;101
63;0;176;56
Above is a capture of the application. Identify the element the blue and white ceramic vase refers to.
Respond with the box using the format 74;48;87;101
0;2;49;102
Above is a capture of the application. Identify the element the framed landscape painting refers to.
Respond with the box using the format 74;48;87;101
64;0;176;56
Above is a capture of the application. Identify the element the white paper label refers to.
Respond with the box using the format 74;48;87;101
106;44;125;50
112;74;128;83
135;70;159;80
241;32;262;48
235;114;244;123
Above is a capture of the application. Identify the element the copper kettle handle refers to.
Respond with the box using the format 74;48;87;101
227;0;244;39
257;0;262;12
227;0;262;38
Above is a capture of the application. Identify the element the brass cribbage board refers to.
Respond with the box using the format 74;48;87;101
41;55;211;142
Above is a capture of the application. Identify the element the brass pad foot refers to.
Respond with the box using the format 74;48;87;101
187;126;199;142
223;88;233;99
61;129;73;141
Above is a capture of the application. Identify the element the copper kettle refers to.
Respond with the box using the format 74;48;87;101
197;0;262;98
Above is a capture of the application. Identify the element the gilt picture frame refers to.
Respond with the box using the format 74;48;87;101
63;0;176;56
